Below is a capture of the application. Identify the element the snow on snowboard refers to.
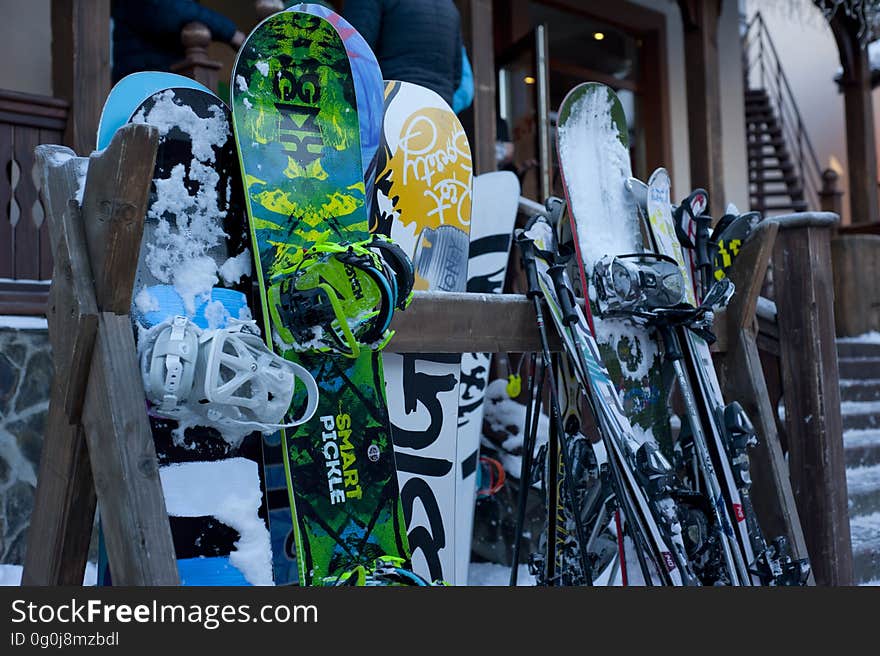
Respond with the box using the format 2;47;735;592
95;73;317;585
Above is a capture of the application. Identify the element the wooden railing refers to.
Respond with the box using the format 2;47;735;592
0;89;69;315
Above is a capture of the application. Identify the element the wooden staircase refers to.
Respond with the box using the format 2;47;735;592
837;338;880;585
746;88;809;215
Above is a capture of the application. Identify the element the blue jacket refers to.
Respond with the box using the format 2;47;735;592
343;0;463;107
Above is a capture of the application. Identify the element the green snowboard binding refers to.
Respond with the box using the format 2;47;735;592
324;556;444;586
268;235;415;358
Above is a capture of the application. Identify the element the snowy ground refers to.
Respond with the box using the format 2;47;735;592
1;562;97;587
0;562;528;587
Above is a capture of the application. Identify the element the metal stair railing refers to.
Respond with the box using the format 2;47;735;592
743;12;824;211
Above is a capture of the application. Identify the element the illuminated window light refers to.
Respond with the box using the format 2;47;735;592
524;76;536;85
593;31;605;41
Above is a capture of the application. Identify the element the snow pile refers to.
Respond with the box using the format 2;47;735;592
160;458;273;586
481;378;549;478
203;300;231;330
0;315;48;330
134;288;160;314
219;250;252;286
467;562;534;586
132;89;249;315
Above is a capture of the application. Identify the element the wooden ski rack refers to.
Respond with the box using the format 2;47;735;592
21;125;847;586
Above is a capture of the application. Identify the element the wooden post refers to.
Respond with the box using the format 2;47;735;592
828;11;879;224
770;211;852;585
51;0;111;157
23;124;180;586
456;0;496;175
715;221;813;581
831;234;880;337
678;0;725;217
170;22;223;91
23;151;97;585
819;168;844;217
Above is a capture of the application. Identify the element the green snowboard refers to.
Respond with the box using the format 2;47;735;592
231;10;409;585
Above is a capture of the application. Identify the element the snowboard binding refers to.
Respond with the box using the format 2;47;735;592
140;315;319;434
268;236;415;358
324;556;443;586
593;254;735;345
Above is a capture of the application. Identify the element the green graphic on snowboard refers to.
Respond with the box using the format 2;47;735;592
232;11;409;585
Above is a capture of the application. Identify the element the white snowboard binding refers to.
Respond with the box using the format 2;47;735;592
140;315;319;434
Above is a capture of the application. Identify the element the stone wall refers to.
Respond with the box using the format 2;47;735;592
0;325;51;564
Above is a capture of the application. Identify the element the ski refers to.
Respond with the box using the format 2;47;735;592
641;167;809;585
517;211;695;586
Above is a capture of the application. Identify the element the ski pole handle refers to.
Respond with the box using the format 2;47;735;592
545;196;566;227
547;264;578;326
695;215;713;269
514;230;542;299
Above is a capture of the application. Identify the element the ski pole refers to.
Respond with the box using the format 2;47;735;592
516;231;594;583
510;351;539;586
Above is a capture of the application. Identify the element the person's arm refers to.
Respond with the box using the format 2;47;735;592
341;0;383;49
113;0;239;45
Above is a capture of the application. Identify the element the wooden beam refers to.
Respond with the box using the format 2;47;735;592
770;211;852;585
388;291;560;353
51;0;111;157
678;0;725;216
23;125;177;585
82;313;179;585
715;220;813;581
80;124;158;314
22;149;97;586
456;0;496;175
